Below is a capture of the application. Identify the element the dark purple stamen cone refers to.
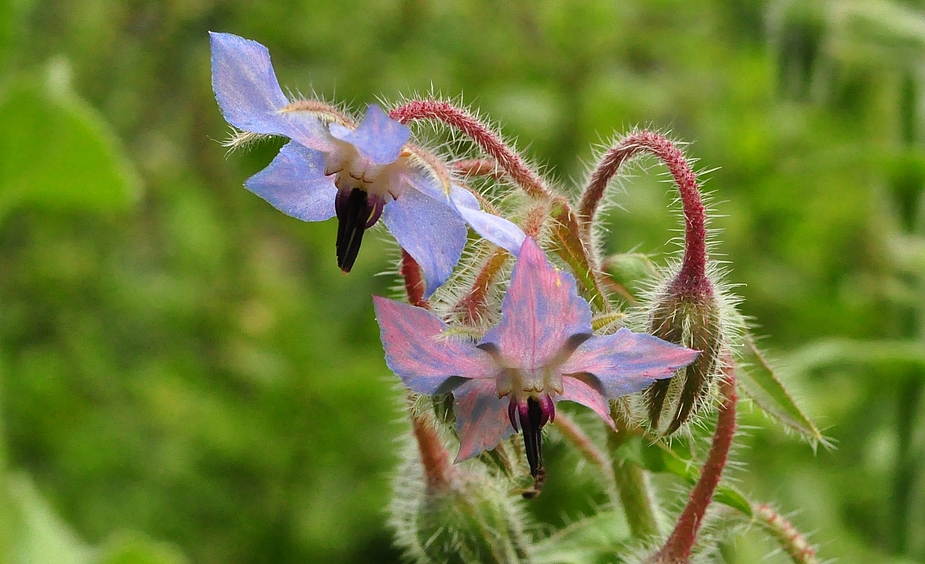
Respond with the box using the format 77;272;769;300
514;396;555;477
335;188;376;272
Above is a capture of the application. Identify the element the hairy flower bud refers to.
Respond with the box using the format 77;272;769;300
389;438;532;564
644;273;723;435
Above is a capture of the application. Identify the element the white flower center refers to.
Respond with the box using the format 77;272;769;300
323;139;408;201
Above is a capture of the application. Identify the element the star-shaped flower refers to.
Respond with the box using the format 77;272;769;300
210;32;524;296
375;238;699;476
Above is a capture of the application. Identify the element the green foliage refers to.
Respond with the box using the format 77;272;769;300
0;64;138;219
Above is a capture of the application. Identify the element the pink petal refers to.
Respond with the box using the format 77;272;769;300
480;238;592;370
453;379;516;461
374;297;498;395
560;328;699;398
559;375;615;430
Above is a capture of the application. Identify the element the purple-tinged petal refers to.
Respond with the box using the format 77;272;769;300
559;327;699;398
210;32;334;152
480;238;592;370
374;296;497;395
381;183;468;298
210;32;289;134
454;379;516;461
244;142;337;222
329;104;410;165
448;186;526;255
559;375;616;430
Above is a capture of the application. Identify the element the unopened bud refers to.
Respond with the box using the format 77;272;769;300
389;438;531;563
644;273;723;435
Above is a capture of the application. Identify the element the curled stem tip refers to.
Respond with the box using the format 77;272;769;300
580;131;708;289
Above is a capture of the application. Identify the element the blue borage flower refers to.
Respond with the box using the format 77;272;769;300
375;238;699;477
210;32;525;297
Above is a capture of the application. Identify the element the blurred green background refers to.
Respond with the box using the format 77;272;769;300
1;0;924;562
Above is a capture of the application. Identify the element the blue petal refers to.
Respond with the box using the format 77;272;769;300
402;171;526;255
382;183;468;298
329;104;410;165
210;32;290;134
244;142;337;222
449;186;526;254
210;32;334;152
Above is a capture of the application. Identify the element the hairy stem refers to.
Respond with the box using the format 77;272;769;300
754;503;819;564
390;100;549;199
554;413;617;496
409;403;456;491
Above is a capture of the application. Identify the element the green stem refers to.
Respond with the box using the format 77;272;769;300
607;407;659;540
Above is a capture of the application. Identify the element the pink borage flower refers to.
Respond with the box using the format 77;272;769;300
210;32;524;297
375;238;699;476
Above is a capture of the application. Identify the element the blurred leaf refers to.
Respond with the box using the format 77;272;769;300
531;510;631;564
0;60;139;220
786;338;925;375
0;0;36;72
7;472;94;564
737;334;829;448
97;532;188;564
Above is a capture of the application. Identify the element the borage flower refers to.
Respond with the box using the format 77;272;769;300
375;238;699;477
210;32;524;297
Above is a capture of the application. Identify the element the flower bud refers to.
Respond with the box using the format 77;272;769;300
644;273;723;435
389;437;532;563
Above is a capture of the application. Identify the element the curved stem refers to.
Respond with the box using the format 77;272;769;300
390;100;550;199
554;413;617;496
652;365;737;563
580;131;708;292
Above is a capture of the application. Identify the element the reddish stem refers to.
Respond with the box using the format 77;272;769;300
580;131;708;294
652;366;737;563
410;407;456;491
390;100;549;199
400;250;428;309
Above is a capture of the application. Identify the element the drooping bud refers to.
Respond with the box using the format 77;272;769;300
644;272;723;435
